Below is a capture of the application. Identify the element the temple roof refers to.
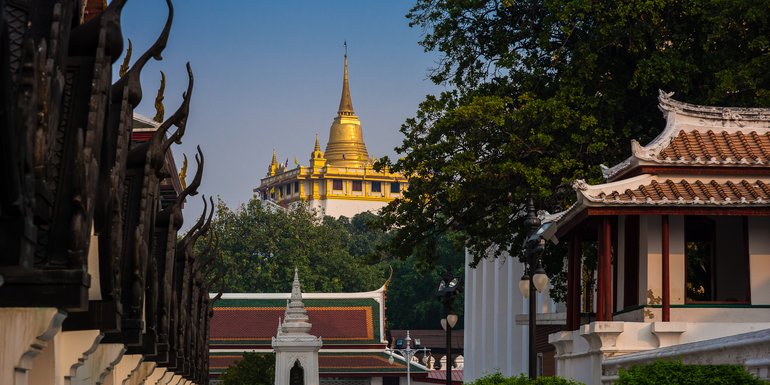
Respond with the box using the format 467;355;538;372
208;284;434;378
209;287;386;347
543;93;770;241
575;175;770;206
603;91;770;181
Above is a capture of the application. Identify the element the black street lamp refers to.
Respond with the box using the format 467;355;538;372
518;198;549;379
437;270;461;385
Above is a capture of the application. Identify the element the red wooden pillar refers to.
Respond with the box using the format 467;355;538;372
571;234;582;330
597;217;612;321
566;235;576;330
662;215;671;322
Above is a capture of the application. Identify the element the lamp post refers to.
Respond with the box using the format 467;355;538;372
387;330;430;385
518;198;549;379
437;270;461;385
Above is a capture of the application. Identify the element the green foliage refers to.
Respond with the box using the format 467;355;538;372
219;352;275;385
376;0;770;286
465;373;584;385
616;360;768;385
386;247;464;330
206;197;382;293
202;196;464;329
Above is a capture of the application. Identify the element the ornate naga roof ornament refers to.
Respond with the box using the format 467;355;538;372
119;38;132;77
154;70;166;123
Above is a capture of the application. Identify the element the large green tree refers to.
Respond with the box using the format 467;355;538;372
203;197;464;329
207;198;383;293
377;0;770;274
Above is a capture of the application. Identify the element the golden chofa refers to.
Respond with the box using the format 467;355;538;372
324;53;369;168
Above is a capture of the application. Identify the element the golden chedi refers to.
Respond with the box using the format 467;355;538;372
256;51;406;218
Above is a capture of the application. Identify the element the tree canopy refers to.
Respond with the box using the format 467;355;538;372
376;0;770;270
207;198;383;293
203;196;464;328
219;353;275;385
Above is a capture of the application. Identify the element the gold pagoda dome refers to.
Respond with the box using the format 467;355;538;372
324;52;369;168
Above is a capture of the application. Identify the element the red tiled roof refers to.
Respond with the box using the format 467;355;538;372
210;306;375;345
602;92;770;180
210;295;384;346
580;176;770;205
659;130;770;165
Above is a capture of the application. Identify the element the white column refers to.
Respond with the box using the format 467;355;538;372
492;258;501;372
142;367;167;385
29;330;59;385
59;330;102;385
506;255;516;376
156;370;177;385
463;249;476;381
0;308;66;385
479;258;490;377
84;344;126;385
483;257;498;377
126;361;156;385
108;354;142;385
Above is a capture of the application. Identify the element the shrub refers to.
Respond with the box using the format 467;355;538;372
616;360;768;385
466;373;585;385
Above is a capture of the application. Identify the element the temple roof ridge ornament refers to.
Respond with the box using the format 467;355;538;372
279;268;314;335
601;91;770;181
658;89;770;123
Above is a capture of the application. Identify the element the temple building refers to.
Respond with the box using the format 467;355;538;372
208;276;429;385
464;91;770;384
544;91;770;384
255;54;407;218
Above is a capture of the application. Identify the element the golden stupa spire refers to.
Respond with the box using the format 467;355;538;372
324;44;369;168
314;134;321;152
268;149;279;176
338;41;354;116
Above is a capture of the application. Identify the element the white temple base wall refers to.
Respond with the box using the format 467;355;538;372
0;308;66;385
550;321;770;385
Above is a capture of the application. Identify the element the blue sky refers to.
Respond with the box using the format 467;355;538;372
117;1;444;223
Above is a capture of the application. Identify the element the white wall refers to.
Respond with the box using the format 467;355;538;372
749;217;770;304
463;251;527;382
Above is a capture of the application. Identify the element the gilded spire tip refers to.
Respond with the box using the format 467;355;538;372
338;47;354;116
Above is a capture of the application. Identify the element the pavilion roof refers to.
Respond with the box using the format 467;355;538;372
603;91;770;181
543;92;770;241
575;175;770;206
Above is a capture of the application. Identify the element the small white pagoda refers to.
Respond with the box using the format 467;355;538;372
273;269;323;385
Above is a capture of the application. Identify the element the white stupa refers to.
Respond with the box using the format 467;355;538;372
272;269;323;385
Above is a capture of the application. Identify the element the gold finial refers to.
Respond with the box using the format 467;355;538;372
324;48;369;167
314;134;321;152
153;71;166;123
338;43;354;116
179;153;188;189
293;156;299;166
268;149;278;176
119;39;132;77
